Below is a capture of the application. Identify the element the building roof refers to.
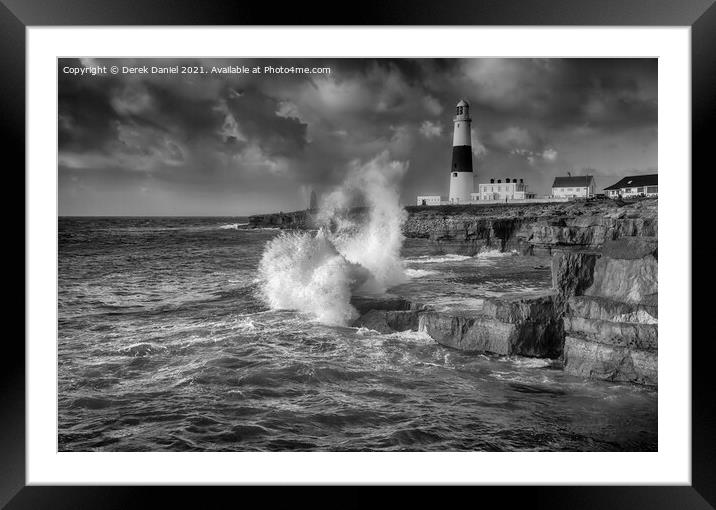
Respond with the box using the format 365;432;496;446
456;99;470;107
603;174;658;190
552;175;595;188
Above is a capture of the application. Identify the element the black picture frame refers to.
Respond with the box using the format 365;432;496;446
6;0;713;506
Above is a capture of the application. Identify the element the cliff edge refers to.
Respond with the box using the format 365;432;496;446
404;198;657;255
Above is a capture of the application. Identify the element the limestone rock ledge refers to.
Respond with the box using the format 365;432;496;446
563;336;657;386
351;293;563;359
555;237;658;386
350;295;427;334
353;309;423;334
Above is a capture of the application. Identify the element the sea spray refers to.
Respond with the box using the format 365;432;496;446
257;230;371;325
319;152;409;293
257;152;409;325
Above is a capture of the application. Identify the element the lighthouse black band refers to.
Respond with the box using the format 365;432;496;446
451;146;473;173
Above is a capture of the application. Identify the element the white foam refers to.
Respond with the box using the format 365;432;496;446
404;268;437;278
383;329;434;344
235;318;257;331
256;152;409;326
477;249;518;258
218;222;249;230
257;230;369;325
405;254;473;264
499;356;555;368
320;152;409;294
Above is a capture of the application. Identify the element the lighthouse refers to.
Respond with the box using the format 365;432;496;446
448;99;475;203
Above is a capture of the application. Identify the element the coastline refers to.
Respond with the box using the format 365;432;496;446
248;198;658;386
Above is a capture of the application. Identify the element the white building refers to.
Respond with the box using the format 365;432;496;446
603;174;658;198
475;178;536;201
416;195;443;206
551;175;596;198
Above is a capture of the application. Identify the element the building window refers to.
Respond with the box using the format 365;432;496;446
453;172;457;177
647;186;658;193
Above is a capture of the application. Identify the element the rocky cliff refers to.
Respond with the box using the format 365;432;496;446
555;237;658;386
248;207;370;230
404;198;657;256
248;209;316;229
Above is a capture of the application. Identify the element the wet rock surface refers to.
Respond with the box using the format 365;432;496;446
350;295;424;315
418;295;563;358
352;309;422;333
352;293;563;359
418;312;517;355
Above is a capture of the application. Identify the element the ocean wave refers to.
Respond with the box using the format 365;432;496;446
218;222;249;230
257;153;408;326
477;249;518;258
383;329;434;344
404;254;473;264
498;356;557;369
257;230;372;325
119;342;168;357
404;268;438;278
235;318;258;331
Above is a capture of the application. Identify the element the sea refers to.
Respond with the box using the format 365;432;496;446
58;216;657;452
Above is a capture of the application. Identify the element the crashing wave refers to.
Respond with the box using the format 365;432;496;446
256;152;408;326
218;222;249;230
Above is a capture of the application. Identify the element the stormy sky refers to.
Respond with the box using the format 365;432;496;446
58;58;657;216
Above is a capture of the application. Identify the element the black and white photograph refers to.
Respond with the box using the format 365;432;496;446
58;57;658;452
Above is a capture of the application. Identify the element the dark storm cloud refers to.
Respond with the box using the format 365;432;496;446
58;58;657;215
452;58;657;129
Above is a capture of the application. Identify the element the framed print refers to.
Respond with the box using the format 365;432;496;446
7;0;714;505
